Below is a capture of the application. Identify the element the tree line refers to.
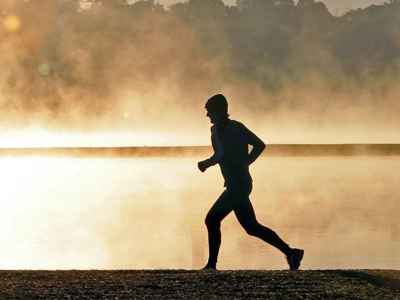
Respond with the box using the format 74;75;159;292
1;0;399;121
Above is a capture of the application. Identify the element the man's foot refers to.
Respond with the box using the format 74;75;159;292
201;264;217;271
286;248;304;271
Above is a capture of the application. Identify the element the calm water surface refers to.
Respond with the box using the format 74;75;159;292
0;156;399;270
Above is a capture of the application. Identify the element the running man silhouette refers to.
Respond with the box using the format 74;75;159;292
198;94;304;271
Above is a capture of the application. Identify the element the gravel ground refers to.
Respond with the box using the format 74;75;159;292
0;270;398;299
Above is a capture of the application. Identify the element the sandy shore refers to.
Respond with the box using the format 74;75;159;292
0;270;398;299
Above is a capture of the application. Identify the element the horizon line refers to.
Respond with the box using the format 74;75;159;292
1;144;400;157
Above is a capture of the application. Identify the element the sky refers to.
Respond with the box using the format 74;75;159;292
157;0;388;15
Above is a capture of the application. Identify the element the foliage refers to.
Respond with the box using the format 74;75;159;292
1;0;399;119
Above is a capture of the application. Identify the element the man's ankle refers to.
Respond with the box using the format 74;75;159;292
202;262;217;270
284;246;292;257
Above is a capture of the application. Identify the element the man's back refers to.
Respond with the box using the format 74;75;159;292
212;119;259;186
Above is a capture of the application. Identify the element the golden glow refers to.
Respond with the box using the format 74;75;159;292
0;156;398;269
0;156;110;269
3;15;21;33
0;128;184;148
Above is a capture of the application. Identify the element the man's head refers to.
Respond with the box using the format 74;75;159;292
205;94;229;125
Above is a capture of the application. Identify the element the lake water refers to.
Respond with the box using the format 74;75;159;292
0;155;399;270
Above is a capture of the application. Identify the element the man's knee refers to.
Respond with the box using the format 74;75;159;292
243;222;261;236
205;213;220;229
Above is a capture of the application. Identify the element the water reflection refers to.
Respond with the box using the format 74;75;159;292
0;156;398;270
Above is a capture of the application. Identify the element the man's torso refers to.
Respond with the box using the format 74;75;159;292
212;119;252;187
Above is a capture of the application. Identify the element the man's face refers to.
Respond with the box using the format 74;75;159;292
206;108;219;124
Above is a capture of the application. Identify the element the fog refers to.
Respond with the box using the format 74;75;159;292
0;155;398;270
1;0;400;145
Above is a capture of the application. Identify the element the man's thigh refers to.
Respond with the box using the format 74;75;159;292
206;190;234;223
234;198;258;229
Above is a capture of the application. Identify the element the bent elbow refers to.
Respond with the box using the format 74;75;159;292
259;142;266;153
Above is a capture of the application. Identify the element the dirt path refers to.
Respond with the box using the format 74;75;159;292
0;270;398;299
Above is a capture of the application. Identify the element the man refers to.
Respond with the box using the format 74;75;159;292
198;94;304;271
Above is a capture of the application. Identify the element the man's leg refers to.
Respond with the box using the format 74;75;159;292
204;190;233;269
234;197;291;256
234;196;304;270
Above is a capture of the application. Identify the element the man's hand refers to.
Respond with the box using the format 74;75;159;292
247;142;266;166
197;160;209;173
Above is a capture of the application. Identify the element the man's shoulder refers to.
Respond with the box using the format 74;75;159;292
229;119;246;129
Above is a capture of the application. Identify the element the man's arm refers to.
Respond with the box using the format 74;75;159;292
240;123;266;165
198;126;224;172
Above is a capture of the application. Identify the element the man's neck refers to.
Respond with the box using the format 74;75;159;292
215;118;230;127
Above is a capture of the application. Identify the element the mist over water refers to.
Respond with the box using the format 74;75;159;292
1;155;398;270
1;0;400;144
